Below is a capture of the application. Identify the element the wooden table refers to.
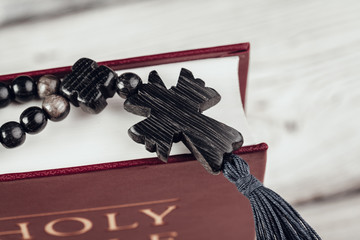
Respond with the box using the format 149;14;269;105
0;0;359;238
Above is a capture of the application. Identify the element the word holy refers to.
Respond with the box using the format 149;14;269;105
0;205;177;240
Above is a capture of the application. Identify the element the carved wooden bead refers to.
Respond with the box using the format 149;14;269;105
0;82;12;108
117;73;143;99
37;75;60;99
42;94;70;122
20;107;48;134
60;58;117;114
11;75;37;103
0;121;26;148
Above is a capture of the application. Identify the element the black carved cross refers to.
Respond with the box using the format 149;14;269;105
124;68;243;174
61;58;118;114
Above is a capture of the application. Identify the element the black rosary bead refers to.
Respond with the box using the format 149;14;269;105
0;121;26;148
20;107;48;134
11;75;37;103
0;82;12;108
117;73;143;99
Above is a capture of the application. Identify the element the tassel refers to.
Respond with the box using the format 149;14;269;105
222;154;321;240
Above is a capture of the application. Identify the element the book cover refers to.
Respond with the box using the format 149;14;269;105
0;43;268;239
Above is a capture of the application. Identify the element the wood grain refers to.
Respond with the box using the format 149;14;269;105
124;68;243;174
0;0;359;238
60;58;118;114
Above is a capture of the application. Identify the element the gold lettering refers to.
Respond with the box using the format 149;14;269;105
0;222;32;239
149;231;178;240
139;205;177;226
105;213;139;231
44;217;92;237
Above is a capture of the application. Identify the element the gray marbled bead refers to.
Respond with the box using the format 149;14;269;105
37;75;60;99
42;94;70;122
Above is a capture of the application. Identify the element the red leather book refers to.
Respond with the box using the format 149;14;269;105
0;43;268;240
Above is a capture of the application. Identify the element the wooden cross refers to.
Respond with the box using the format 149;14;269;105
124;68;243;174
61;58;118;114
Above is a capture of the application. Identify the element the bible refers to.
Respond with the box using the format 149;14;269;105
0;43;267;240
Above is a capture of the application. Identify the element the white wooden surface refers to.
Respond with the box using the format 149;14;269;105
1;0;359;239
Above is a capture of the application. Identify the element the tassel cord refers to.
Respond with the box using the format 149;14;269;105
251;195;277;239
261;187;319;239
222;154;321;240
253;190;286;240
257;188;303;240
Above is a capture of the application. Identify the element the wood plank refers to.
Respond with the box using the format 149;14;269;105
296;193;360;240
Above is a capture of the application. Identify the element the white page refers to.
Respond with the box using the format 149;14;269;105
0;56;255;174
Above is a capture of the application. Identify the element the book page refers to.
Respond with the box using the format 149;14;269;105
0;56;256;174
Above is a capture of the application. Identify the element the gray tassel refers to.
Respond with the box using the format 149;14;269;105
222;154;321;240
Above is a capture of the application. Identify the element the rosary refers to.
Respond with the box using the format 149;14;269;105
0;58;321;240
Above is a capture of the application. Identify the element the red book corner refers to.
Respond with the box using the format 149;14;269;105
0;43;268;240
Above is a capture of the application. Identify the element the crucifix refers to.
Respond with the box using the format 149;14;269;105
123;68;243;174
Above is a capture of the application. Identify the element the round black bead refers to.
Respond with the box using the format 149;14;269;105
0;121;26;148
116;72;142;99
20;107;48;134
11;75;37;103
0;82;12;108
